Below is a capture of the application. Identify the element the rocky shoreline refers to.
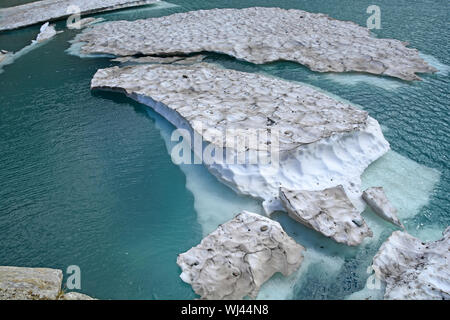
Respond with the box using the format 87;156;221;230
0;266;94;300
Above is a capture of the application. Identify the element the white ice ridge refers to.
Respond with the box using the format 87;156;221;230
0;0;159;31
74;7;436;81
177;211;305;300
91;63;390;214
279;186;372;246
372;227;450;300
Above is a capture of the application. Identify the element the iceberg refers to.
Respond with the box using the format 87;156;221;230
372;228;450;299
0;0;160;31
362;187;404;228
74;7;436;80
90;62;390;216
33;22;57;43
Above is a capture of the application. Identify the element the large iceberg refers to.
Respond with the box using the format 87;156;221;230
73;7;436;80
90;62;390;217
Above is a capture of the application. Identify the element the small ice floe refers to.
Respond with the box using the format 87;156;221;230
372;227;450;300
0;266;95;300
177;211;305;299
33;22;57;43
362;187;404;228
1;22;60;74
279;186;373;246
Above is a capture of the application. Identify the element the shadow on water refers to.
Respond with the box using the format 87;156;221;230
91;90;153;119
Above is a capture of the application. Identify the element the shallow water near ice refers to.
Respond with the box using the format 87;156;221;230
0;0;448;299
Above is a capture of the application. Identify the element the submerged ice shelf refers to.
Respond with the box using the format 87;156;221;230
86;58;443;299
74;7;436;81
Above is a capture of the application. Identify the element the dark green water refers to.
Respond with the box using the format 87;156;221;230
0;1;448;299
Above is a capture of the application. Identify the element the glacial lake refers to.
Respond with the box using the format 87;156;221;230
0;0;448;299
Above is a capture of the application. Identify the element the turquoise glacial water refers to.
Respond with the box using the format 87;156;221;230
0;1;448;299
